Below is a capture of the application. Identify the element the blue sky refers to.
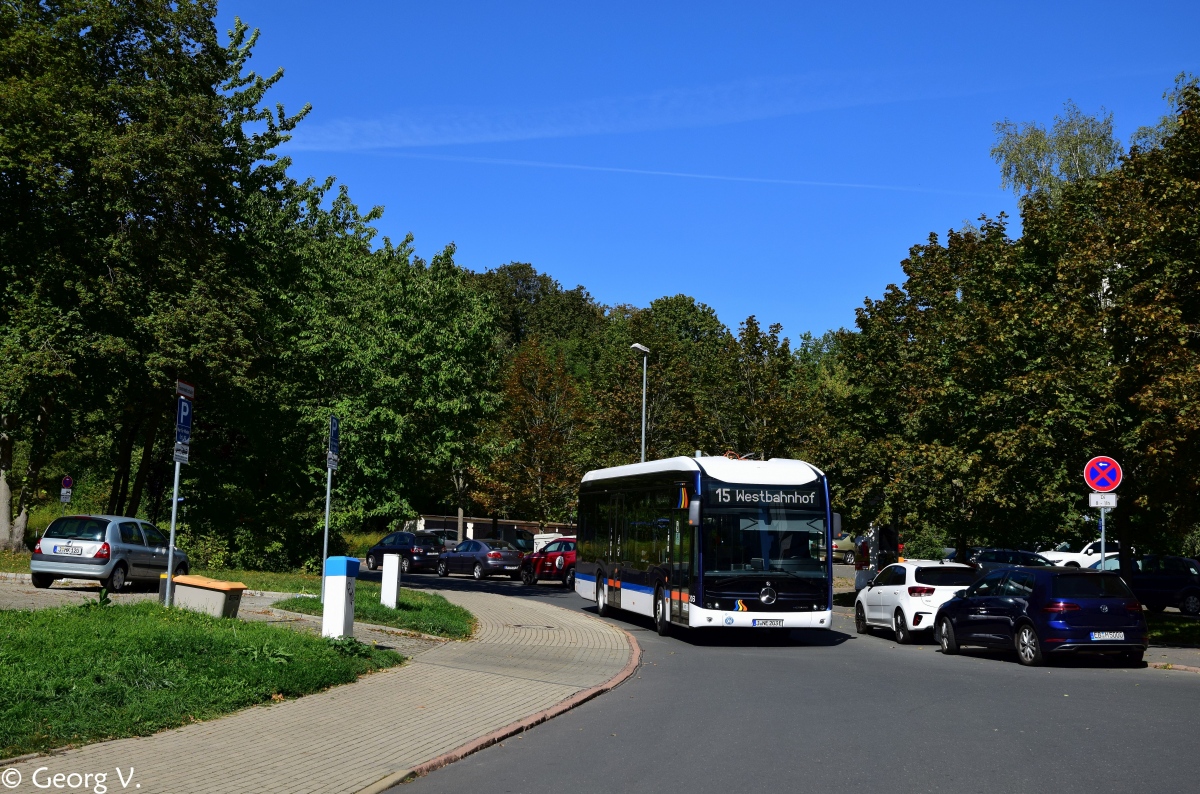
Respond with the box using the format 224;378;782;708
218;1;1199;339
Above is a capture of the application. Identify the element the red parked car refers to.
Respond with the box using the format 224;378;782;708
520;537;576;588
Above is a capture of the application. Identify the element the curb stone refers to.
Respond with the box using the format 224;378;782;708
360;619;643;792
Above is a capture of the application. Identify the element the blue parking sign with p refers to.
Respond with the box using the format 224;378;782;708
176;396;193;444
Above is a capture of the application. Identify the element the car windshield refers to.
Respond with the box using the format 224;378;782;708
914;567;977;586
1052;574;1133;598
702;507;827;580
484;539;518;551
1052;541;1084;553
44;517;108;541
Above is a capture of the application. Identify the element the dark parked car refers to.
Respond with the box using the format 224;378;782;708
970;548;1056;576
520;537;576;587
437;539;524;580
1124;555;1200;615
365;531;441;573
934;567;1148;666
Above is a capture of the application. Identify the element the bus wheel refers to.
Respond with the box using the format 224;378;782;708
654;586;670;636
596;577;609;617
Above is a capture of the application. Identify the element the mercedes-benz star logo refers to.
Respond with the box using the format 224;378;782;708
760;587;777;605
1100;604;1109;613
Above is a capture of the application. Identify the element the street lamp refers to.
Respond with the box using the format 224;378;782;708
630;343;650;462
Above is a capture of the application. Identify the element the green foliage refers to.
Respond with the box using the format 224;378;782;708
0;600;401;757
991;100;1123;197
273;583;476;640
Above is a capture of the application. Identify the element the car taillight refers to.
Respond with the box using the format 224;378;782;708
908;586;936;597
34;538;42;554
518;552;524;558
1043;601;1080;614
1126;601;1143;612
94;542;111;560
413;547;423;553
487;551;502;559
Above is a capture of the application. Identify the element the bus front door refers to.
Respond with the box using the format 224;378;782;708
670;513;693;624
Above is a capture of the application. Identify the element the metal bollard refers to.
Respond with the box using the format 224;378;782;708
321;556;358;638
381;553;401;609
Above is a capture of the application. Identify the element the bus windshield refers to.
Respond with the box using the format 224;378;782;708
702;507;826;579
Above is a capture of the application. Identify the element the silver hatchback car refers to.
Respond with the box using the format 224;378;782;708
31;515;190;592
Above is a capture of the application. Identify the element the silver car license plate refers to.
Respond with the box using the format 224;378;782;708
504;565;518;570
752;619;784;627
53;545;83;555
1090;631;1124;641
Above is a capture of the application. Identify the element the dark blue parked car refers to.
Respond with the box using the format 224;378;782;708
934;567;1147;666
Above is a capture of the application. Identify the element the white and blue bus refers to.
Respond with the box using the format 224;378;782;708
574;455;832;634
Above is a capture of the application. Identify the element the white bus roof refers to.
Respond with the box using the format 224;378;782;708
581;456;823;486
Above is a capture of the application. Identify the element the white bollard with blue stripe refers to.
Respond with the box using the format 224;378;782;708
322;556;358;638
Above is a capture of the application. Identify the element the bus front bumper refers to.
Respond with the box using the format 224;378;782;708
687;604;832;629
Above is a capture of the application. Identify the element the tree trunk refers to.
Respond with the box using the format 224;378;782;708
12;400;52;549
0;417;12;549
126;405;165;517
457;506;464;542
107;409;142;515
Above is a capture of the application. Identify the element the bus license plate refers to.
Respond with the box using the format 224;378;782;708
53;546;83;555
1090;631;1124;641
752;619;784;627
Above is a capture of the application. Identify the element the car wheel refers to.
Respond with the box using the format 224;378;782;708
596;576;610;617
564;567;575;589
937;616;959;654
855;603;869;634
174;563;188;577
843;550;855;567
894;609;912;644
1015;623;1043;666
437;560;449;577
400;556;410;575
103;563;128;593
473;562;485;580
31;572;55;589
654;586;670;636
366;554;377;571
1179;593;1200;616
1065;561;1080;568
521;566;536;585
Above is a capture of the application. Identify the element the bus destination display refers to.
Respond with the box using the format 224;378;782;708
703;483;822;508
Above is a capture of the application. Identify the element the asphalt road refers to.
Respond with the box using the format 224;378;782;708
389;571;1200;794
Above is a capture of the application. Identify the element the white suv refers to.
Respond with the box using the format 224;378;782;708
854;560;978;643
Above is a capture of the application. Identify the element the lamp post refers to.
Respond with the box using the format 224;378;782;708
631;343;650;462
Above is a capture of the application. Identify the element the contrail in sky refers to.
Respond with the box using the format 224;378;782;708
372;150;997;197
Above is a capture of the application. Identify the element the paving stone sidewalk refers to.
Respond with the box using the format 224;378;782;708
2;586;634;794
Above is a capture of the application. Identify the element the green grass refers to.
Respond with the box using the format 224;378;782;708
0;550;30;574
192;568;322;595
273;583;475;640
1147;612;1200;647
343;531;387;559
0;600;401;758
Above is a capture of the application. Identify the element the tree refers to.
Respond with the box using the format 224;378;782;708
1131;72;1199;150
471;340;584;525
991;100;1123;198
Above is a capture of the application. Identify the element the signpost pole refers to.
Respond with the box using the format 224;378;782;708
165;382;195;607
1100;507;1106;567
165;460;181;606
320;415;339;604
321;466;332;603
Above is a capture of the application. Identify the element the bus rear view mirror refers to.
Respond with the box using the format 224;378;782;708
688;500;700;526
